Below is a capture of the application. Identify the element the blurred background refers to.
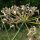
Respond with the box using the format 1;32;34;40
0;0;40;14
0;0;40;40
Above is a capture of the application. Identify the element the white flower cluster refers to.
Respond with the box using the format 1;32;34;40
1;4;39;25
27;26;37;40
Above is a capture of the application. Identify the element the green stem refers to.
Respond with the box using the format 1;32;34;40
12;23;23;40
25;23;29;31
29;22;40;25
0;15;4;18
3;24;10;40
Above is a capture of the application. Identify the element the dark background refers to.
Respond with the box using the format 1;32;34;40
0;0;40;13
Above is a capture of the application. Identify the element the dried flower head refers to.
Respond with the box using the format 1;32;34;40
1;4;39;29
27;26;37;40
